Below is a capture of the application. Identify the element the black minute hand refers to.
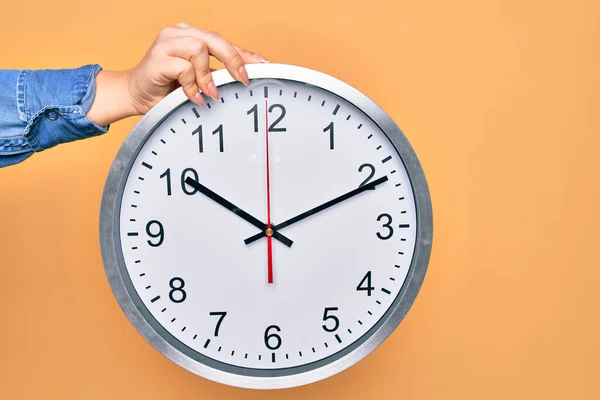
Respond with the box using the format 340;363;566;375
184;177;293;247
243;176;389;245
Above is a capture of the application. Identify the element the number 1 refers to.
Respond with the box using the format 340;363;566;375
324;122;334;149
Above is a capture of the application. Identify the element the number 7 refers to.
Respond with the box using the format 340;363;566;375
209;311;227;336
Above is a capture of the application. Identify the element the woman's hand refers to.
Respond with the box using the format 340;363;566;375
86;22;268;127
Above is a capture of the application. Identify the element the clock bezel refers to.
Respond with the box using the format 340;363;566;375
99;63;433;389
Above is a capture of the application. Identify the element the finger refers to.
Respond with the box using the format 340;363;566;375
173;21;191;28
233;44;269;64
162;57;204;106
161;36;218;100
181;28;249;85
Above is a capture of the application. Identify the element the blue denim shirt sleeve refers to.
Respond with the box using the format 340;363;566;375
0;64;109;168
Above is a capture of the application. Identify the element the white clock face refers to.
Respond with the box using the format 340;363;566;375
117;78;418;371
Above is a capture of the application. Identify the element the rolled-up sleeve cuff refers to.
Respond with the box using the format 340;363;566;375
17;64;109;152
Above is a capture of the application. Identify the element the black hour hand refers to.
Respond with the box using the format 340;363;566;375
184;177;293;247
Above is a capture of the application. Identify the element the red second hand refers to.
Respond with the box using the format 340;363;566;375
265;99;274;284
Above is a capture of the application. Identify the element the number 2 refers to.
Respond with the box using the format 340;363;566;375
268;104;286;132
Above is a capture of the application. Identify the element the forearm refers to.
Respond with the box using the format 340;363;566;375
85;70;139;127
0;65;109;168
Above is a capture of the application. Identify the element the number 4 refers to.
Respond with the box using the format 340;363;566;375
357;271;374;296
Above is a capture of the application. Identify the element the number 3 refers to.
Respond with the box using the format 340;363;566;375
376;213;394;240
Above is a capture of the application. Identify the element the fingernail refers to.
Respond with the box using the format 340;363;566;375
194;92;205;106
238;65;249;86
256;54;269;63
207;81;219;100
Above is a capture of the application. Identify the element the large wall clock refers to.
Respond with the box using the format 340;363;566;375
100;64;433;389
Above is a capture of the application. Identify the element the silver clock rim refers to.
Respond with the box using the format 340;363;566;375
99;63;433;389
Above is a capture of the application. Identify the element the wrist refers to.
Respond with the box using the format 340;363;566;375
86;69;139;127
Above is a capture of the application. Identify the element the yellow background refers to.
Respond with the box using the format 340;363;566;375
1;0;599;398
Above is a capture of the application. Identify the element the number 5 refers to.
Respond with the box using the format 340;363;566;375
322;307;340;332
